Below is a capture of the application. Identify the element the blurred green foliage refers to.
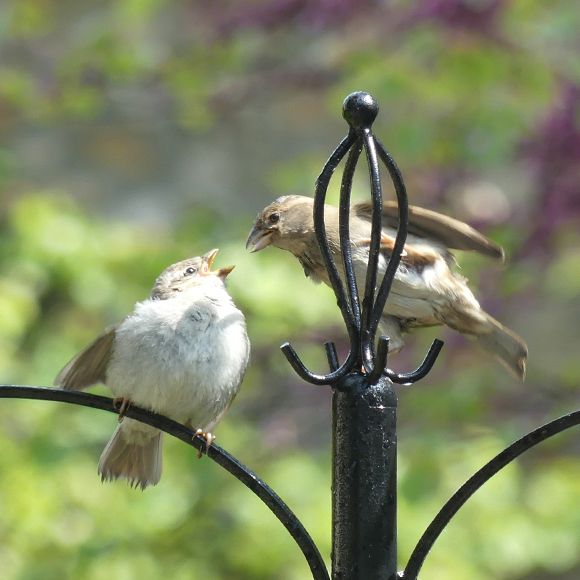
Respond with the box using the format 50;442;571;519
0;193;337;580
1;1;580;579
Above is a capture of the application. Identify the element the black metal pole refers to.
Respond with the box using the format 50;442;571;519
0;385;330;580
280;92;442;580
332;376;398;580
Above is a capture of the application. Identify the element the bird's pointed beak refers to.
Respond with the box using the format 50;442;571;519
202;249;219;270
215;264;235;278
201;249;235;278
246;225;273;253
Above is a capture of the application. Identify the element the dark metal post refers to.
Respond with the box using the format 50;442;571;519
281;92;442;579
332;376;398;580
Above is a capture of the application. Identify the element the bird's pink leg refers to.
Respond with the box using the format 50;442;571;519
194;429;216;459
112;397;132;422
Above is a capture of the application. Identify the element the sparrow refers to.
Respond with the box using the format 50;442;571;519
246;195;527;379
55;249;251;489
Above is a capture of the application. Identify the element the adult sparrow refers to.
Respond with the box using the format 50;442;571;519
246;195;527;379
55;249;251;489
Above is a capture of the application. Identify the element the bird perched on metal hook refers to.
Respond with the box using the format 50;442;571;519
55;249;251;489
246;195;527;379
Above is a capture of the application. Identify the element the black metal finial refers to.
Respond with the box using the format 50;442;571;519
281;92;443;387
342;92;379;130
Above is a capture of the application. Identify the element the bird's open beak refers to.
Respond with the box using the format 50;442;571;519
201;249;235;278
246;225;273;253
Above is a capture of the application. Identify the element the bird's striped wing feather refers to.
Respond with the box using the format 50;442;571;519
54;325;117;391
353;201;504;260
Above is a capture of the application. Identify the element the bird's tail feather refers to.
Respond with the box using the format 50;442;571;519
476;314;527;380
98;420;163;490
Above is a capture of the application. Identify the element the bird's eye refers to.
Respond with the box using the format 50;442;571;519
269;212;280;224
184;267;197;276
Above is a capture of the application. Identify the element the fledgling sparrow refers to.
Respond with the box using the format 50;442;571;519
55;249;251;489
246;195;527;379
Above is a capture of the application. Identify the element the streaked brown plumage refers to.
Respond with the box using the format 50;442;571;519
246;195;527;379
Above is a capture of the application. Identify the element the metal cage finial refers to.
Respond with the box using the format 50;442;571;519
281;91;443;387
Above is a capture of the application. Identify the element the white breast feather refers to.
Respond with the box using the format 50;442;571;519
106;285;250;432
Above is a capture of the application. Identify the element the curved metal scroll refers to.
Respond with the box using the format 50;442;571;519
280;92;443;387
0;385;330;580
402;409;580;579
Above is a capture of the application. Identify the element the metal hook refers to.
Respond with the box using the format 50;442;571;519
367;338;444;386
325;342;340;372
386;339;444;384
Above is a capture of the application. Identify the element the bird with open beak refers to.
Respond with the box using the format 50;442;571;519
247;195;527;379
55;249;251;489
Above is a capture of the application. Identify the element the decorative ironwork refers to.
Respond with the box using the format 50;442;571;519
278;91;580;579
281;92;443;386
402;409;580;579
0;385;330;580
2;91;580;580
278;91;444;580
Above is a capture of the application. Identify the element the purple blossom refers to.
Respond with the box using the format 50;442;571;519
214;0;379;35
521;83;580;246
409;0;506;36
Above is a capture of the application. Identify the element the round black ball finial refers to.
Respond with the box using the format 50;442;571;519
342;92;379;129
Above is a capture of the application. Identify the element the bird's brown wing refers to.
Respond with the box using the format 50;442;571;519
353;201;504;260
54;325;117;391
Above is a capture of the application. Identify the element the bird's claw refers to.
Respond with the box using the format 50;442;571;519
113;397;132;422
194;429;215;458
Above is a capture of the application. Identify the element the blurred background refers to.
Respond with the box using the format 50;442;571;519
1;0;580;578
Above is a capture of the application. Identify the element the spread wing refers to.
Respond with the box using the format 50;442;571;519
54;325;117;391
353;201;504;260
